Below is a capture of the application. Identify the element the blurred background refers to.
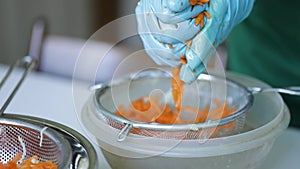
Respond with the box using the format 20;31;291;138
0;0;140;65
0;0;224;83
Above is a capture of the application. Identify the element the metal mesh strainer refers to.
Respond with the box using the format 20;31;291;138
0;118;71;166
91;69;253;141
92;69;300;142
0;56;98;168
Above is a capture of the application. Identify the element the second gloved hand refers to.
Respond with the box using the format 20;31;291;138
136;0;255;84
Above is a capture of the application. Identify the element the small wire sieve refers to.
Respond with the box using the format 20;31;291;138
91;69;300;142
0;56;98;168
91;69;253;141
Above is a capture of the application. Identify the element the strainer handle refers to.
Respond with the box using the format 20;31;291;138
117;123;133;142
249;86;300;96
0;56;37;115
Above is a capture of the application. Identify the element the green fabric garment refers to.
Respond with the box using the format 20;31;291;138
227;0;300;127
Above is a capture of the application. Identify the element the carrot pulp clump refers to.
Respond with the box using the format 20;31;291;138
115;67;237;126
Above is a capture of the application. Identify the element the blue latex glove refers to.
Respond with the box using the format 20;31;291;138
136;0;255;83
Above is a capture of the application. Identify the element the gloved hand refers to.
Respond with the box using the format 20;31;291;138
136;0;255;84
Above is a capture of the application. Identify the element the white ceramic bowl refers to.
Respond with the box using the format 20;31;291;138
80;72;290;169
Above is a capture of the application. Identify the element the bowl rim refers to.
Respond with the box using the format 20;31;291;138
80;101;289;158
80;71;289;158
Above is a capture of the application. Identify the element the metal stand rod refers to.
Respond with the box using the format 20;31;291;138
0;56;36;115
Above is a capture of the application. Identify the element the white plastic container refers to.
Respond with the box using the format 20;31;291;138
79;72;290;169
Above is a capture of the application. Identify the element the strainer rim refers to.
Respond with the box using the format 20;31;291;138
92;70;254;131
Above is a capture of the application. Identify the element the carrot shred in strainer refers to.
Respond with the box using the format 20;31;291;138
0;153;58;169
115;67;237;126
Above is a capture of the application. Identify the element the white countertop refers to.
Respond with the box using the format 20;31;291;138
1;66;299;169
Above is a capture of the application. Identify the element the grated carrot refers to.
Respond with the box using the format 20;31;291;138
189;0;210;6
171;67;185;111
114;67;237;127
0;153;58;169
189;0;210;27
